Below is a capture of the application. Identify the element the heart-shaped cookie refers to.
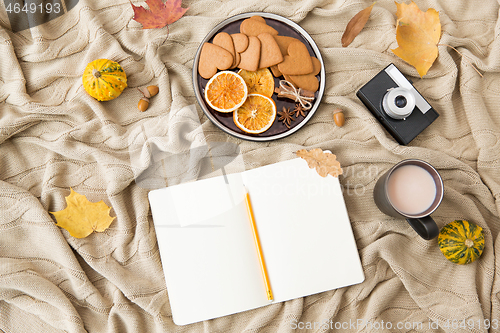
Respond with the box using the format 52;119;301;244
230;52;241;69
270;64;282;77
285;74;319;93
238;36;261;72
273;35;300;56
257;33;283;69
230;33;248;69
213;32;236;65
240;18;278;37
277;41;313;75
249;15;266;23
286;57;321;92
231;33;249;53
198;42;234;79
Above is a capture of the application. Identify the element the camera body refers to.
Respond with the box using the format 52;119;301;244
356;64;439;145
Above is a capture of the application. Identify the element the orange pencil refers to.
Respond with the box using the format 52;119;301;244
244;186;273;301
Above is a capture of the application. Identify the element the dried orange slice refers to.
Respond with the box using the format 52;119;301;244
233;94;276;134
237;68;275;98
205;71;248;113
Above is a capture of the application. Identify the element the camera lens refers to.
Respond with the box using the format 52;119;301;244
382;87;415;120
394;95;407;108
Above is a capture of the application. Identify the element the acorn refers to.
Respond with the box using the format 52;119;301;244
137;85;159;112
333;108;345;127
145;85;159;97
138;97;149;112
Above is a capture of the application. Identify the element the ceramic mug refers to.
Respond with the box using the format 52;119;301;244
373;159;443;240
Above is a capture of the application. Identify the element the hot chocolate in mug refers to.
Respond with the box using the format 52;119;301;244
373;159;443;240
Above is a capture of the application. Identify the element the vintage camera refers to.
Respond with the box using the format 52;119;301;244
356;64;439;145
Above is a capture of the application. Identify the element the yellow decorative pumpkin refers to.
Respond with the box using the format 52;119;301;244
438;220;484;264
82;59;127;101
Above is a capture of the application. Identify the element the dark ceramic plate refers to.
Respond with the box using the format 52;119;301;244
192;12;325;141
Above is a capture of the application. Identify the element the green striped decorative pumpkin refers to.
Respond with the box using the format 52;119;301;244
82;59;127;101
438;220;484;264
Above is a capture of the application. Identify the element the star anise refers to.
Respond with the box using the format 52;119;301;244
278;106;294;129
293;103;306;118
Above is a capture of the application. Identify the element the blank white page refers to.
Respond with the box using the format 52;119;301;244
169;174;242;227
149;158;364;325
149;174;269;325
242;158;364;302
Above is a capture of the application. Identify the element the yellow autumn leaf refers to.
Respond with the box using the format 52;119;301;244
392;1;441;77
50;188;115;238
295;148;343;178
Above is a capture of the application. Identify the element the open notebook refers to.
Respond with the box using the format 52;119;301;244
148;157;364;325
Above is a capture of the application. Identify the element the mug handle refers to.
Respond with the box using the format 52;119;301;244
406;216;439;240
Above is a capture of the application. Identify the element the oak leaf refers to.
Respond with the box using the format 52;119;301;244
295;148;343;178
131;0;188;29
391;1;441;77
341;2;375;47
50;188;115;238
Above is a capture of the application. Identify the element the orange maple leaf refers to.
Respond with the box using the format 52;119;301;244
131;0;188;29
391;1;441;77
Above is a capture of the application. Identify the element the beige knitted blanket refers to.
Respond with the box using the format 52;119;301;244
1;0;499;332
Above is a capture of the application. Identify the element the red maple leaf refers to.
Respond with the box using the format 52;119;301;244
131;0;188;29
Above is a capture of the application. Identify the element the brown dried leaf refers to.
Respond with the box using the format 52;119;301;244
295;148;343;178
341;2;375;47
